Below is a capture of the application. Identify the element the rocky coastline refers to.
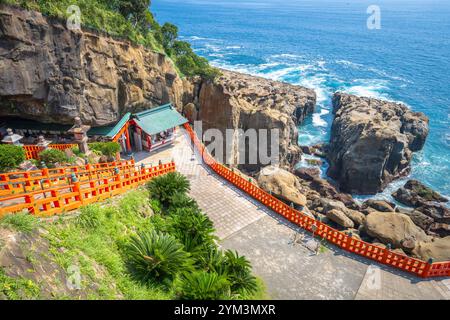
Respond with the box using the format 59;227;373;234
0;5;448;262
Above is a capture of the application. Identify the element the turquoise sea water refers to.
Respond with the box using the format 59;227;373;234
153;0;450;200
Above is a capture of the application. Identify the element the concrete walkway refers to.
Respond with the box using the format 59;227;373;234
136;129;450;300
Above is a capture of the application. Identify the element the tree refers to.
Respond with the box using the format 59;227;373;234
172;40;193;57
161;22;178;50
117;0;151;29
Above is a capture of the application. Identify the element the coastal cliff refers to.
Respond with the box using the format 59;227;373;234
0;5;193;126
0;5;316;171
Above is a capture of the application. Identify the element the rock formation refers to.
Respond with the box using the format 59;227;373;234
195;70;316;172
413;237;450;262
0;5;194;126
0;5;316;172
363;211;430;252
256;165;307;208
327;92;429;194
392;180;448;207
392;180;449;237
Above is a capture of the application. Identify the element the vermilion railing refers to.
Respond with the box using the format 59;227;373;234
0;160;175;217
23;144;77;160
183;123;450;278
0;160;136;197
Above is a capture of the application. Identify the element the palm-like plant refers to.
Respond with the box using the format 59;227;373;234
197;248;227;274
124;230;193;283
168;192;199;211
147;172;190;208
224;250;258;295
177;271;231;300
167;208;217;253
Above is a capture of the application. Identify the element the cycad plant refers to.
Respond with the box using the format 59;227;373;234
167;208;217;254
168;192;199;211
147;172;190;208
124;230;193;283
176;271;231;300
223;250;258;295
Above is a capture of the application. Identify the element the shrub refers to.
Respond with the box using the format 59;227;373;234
168;192;199;211
223;250;258;295
176;271;231;300
124;230;193;283
166;207;217;254
38;148;68;168
146;172;190;207
0;144;25;172
88;142;121;157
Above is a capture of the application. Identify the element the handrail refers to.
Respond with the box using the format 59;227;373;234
22;144;77;160
0;161;175;217
182;123;450;278
0;160;136;198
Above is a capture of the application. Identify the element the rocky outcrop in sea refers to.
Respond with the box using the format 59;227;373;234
327;92;429;195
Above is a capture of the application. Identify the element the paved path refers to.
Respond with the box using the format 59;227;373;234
136;130;450;300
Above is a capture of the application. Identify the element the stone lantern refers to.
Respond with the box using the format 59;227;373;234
68;117;91;155
36;135;52;149
1;128;23;146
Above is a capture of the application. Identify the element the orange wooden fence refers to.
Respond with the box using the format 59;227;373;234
23;144;77;160
183;123;449;278
0;160;136;197
0;160;175;218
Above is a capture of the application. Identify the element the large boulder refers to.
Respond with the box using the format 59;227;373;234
392;180;448;207
364;199;395;212
413;237;450;262
403;210;435;232
327;93;429;195
364;211;431;251
326;209;354;228
257;166;307;208
320;199;365;227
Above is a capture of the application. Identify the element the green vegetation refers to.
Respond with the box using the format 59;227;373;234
0;212;40;233
38;148;68;168
0;144;25;172
1;0;220;79
88;142;121;157
146;172;190;208
125;230;193;283
0;269;40;300
0;174;264;300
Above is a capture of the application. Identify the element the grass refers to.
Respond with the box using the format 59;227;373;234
0;185;266;300
43;189;173;299
0;212;40;233
0;269;40;300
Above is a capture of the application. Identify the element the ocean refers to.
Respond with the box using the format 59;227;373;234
152;0;450;201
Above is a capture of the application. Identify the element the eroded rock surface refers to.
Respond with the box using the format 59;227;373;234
196;70;316;172
363;211;431;252
0;5;194;126
257;165;307;208
327;93;429;194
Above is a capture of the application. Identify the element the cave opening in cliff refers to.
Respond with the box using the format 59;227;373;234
0;116;75;145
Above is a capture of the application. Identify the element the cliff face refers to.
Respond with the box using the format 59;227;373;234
192;70;316;172
0;5;316;172
327;93;429;195
0;5;194;126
